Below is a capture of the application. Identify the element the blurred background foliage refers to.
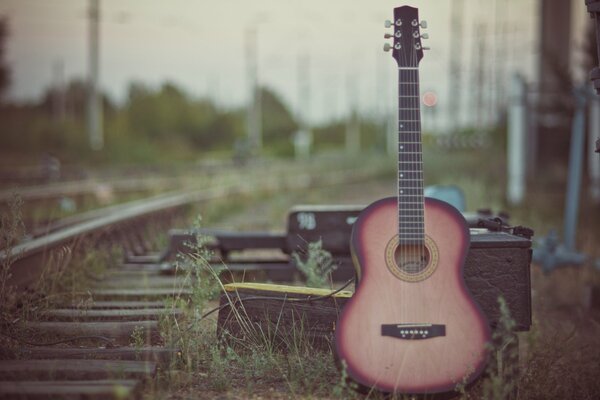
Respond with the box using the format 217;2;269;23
0;15;446;167
0;78;395;165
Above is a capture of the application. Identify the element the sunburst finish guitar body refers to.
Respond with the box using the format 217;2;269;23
334;6;490;394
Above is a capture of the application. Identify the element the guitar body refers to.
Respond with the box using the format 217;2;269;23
335;197;490;393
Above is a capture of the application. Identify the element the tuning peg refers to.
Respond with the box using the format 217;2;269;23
383;43;392;52
423;46;431;51
384;33;393;39
385;20;393;28
421;33;429;39
420;20;428;29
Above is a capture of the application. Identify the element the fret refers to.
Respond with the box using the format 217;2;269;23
398;145;421;151
399;186;423;191
398;122;421;130
398;173;423;177
397;152;421;154
399;97;420;108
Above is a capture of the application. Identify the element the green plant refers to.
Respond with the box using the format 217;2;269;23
182;216;223;313
479;296;519;400
0;194;25;325
291;239;337;288
130;325;146;350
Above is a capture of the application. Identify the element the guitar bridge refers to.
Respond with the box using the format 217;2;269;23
381;323;445;340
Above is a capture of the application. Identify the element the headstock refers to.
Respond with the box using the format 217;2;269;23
383;6;428;68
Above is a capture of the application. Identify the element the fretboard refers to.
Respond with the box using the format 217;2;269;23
397;68;424;244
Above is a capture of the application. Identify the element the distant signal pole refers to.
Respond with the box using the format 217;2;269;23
245;27;262;154
448;0;464;132
87;0;103;150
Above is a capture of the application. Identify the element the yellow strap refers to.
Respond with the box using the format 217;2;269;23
223;282;353;298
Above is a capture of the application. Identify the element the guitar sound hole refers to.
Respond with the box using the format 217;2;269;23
394;244;430;274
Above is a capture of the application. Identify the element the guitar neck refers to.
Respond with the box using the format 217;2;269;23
397;68;424;243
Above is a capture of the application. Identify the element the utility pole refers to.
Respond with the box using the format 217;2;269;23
294;53;312;159
345;73;360;154
494;0;507;114
52;60;66;122
87;0;103;150
448;0;464;132
471;23;486;128
245;27;262;154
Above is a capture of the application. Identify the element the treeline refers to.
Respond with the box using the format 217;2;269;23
1;79;386;165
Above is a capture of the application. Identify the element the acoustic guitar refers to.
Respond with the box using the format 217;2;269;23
334;6;491;394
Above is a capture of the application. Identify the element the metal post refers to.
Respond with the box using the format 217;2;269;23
294;53;312;160
345;74;360;154
589;95;600;203
346;110;360;155
448;0;464;131
471;23;486;129
563;88;587;251
245;27;262;154
87;0;103;151
532;86;588;273
586;0;600;94
507;73;526;205
52;60;66;122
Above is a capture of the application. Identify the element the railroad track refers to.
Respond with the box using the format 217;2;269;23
0;157;387;399
0;160;250;240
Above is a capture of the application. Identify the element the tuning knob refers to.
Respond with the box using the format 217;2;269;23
384;33;393;39
421;33;429;39
420;20;428;29
423;46;431;50
385;20;393;28
383;43;392;52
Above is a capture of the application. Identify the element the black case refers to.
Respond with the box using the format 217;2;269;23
287;207;532;331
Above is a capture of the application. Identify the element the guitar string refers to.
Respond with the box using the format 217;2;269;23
399;30;407;321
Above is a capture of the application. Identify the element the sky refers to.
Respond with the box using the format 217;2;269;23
0;0;575;128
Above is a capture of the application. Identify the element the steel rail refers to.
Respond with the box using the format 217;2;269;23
0;160;387;289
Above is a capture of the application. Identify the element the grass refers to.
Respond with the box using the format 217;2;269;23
291;239;337;288
150;218;352;399
0;191;180;354
0;194;25;324
150;145;600;399
2;147;599;398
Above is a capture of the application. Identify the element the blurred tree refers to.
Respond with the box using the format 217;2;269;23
124;81;241;152
39;79;115;120
313;121;345;150
0;17;11;101
260;87;298;155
